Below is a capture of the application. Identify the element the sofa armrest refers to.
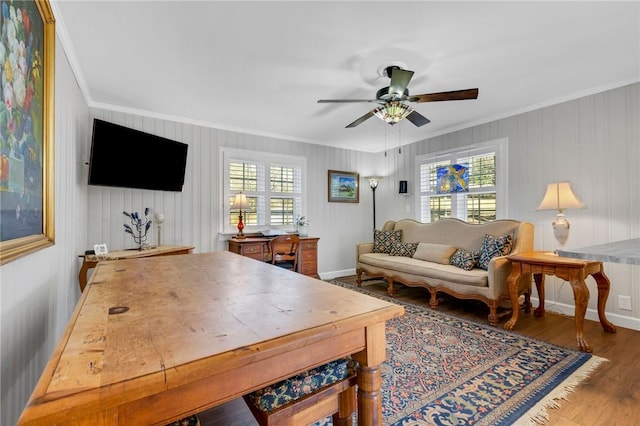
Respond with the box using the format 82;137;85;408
357;242;374;260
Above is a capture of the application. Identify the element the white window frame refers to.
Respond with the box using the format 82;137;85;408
415;138;508;222
220;147;307;235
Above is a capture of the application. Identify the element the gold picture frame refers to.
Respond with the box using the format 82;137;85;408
0;0;55;265
328;170;359;203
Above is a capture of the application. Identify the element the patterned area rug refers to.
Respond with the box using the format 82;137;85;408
320;279;606;426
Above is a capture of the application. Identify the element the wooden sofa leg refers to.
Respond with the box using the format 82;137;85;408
356;269;363;287
386;277;395;296
487;304;499;326
429;289;439;309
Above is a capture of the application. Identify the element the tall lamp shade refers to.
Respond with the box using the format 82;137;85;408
536;182;586;250
230;192;250;239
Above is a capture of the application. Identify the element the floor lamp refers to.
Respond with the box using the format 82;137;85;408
365;176;382;232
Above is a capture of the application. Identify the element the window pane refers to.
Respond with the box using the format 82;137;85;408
466;193;496;223
270;166;295;193
269;198;294;225
430;196;451;222
420;161;450;193
229;162;258;191
459;154;495;189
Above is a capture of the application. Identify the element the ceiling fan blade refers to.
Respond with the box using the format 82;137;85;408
405;111;431;127
409;88;479;103
317;99;379;103
389;68;414;97
346;110;376;128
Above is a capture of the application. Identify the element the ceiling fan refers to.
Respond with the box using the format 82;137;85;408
317;65;479;128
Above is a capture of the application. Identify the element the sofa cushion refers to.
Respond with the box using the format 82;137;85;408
477;233;514;270
413;243;457;264
450;248;480;271
359;253;488;287
373;229;403;254
390;242;419;257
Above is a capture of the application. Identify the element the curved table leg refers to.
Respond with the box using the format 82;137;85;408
592;269;617;333
504;265;523;330
533;273;546;317
568;272;592;353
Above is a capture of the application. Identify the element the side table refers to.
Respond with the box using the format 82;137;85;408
78;245;195;291
503;251;616;352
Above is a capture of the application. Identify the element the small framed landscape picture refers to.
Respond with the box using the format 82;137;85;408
328;170;359;203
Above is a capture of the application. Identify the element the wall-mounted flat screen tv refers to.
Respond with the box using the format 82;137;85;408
88;119;188;191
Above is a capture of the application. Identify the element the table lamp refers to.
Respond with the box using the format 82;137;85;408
230;192;250;239
536;182;586;250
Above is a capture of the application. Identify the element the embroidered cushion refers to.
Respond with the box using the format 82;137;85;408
246;358;356;413
389;242;419;257
412;243;458;264
450;248;480;271
373;230;403;254
477;233;514;270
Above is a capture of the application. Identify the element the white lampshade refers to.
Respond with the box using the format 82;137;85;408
536;182;586;213
364;176;383;189
230;192;249;210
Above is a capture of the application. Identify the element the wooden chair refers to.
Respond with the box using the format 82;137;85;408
243;358;357;426
268;234;300;271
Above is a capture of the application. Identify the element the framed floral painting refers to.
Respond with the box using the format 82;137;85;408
328;170;359;203
0;0;55;265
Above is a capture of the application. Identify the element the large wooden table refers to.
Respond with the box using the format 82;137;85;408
503;251;616;352
19;251;404;425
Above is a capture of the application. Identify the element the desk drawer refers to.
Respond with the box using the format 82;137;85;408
240;244;264;256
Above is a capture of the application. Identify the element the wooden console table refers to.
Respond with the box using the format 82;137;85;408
78;245;194;291
503;251;616;352
19;251;404;425
228;236;319;278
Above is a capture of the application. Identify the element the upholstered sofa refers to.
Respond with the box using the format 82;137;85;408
356;218;534;325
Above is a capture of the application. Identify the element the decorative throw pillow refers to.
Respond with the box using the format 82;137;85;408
373;230;403;254
413;243;458;264
477;233;514;270
450;248;480;271
389;242;419;257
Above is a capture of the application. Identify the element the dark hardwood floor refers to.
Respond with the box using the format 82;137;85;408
197;276;640;425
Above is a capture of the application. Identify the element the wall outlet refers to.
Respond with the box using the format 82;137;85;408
618;295;632;311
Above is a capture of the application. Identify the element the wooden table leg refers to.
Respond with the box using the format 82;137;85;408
533;273;546;317
78;259;97;292
592;269;617;333
353;322;386;426
568;270;592;352
503;264;523;330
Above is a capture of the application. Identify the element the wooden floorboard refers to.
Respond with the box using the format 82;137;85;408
197;276;640;425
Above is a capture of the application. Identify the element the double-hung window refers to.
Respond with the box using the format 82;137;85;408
416;138;507;223
222;148;306;234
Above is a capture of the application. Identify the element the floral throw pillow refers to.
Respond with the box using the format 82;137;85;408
389;242;419;257
373;230;403;254
449;248;480;271
477;233;514;270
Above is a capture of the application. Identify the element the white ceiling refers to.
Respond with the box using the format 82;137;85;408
52;1;640;153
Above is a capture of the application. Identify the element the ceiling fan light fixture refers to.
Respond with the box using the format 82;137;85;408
374;101;413;125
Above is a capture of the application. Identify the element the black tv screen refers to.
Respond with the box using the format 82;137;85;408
88;119;188;191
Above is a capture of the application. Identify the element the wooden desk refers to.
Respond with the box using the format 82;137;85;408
19;251;403;426
503;251;616;352
78;245;194;291
228;236;319;278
